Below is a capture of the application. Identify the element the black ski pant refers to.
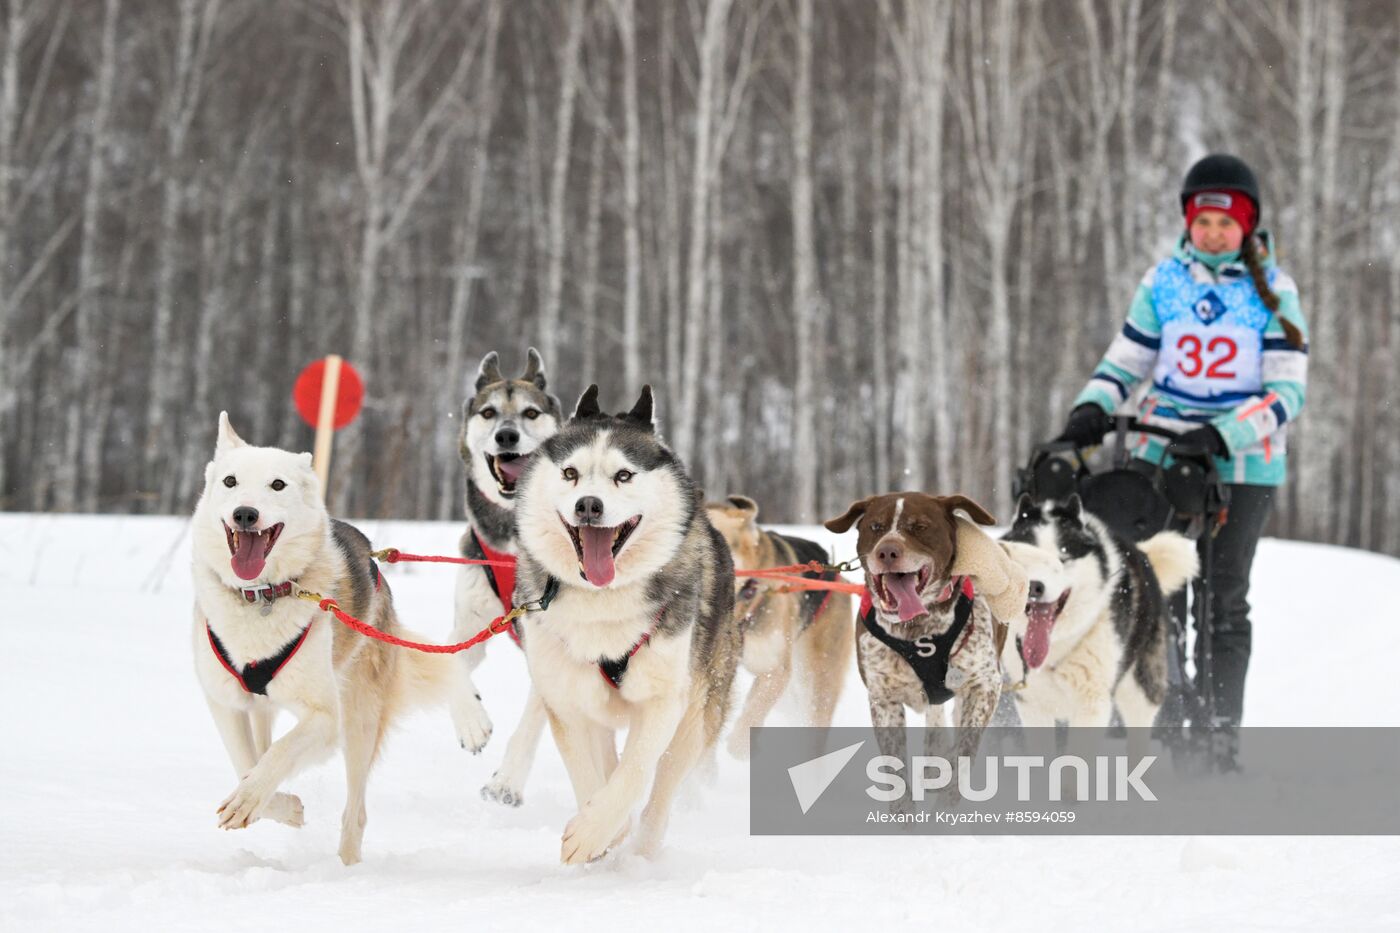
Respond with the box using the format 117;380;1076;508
1170;482;1275;727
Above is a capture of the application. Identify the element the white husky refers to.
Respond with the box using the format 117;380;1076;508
191;413;453;864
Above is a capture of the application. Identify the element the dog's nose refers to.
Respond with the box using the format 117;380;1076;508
874;539;902;566
575;496;605;524
232;506;260;531
495;426;520;448
1028;579;1045;601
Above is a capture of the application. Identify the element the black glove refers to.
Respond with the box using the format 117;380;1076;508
1169;425;1230;461
1054;404;1112;448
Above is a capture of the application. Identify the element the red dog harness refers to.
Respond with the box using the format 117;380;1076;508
471;529;522;647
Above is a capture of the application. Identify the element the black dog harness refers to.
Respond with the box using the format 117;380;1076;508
597;627;655;689
858;582;977;706
533;575;658;690
208;561;382;695
207;622;313;696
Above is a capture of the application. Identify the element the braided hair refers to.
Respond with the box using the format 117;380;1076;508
1241;233;1306;349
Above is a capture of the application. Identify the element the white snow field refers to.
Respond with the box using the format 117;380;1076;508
2;512;1398;932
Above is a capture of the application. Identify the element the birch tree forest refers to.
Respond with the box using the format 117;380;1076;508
3;0;1398;555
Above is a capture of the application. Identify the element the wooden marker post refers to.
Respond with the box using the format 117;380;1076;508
293;355;365;500
312;354;343;493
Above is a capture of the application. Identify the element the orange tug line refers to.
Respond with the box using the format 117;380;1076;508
289;548;865;653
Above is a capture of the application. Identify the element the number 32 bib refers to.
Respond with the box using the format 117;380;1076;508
1150;260;1271;409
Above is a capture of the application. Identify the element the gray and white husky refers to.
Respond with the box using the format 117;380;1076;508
999;493;1197;741
511;385;743;863
191;414;454;864
450;348;563;807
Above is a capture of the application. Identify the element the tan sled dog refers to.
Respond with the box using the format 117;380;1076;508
706;495;853;758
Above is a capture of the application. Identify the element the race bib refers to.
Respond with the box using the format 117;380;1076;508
1154;320;1262;403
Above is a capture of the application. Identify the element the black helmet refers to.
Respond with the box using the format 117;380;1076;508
1180;153;1261;218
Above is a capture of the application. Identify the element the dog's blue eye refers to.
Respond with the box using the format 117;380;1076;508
222;475;237;488
869;522;884;533
614;470;633;484
271;479;286;491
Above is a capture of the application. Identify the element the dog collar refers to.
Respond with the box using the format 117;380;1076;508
235;580;295;616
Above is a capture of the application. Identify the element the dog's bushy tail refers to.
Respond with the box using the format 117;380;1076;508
391;628;456;711
1138;532;1199;596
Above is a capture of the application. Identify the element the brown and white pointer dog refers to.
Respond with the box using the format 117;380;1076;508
825;493;1008;800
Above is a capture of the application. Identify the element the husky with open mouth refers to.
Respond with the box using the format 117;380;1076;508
999;494;1197;739
452;348;564;803
190;414;456;864
511;385;741;864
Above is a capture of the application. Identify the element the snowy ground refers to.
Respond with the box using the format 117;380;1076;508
3;512;1398;932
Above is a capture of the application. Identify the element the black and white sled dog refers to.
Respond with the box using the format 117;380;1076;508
511;385;743;863
450;348;564;807
191;414;455;864
999;494;1197;747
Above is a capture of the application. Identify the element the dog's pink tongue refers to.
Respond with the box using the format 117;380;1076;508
496;455;528;484
579;526;616;587
886;573;926;622
230;530;266;581
1022;603;1056;668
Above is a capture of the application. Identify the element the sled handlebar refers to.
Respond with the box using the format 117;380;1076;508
1027;417;1186;463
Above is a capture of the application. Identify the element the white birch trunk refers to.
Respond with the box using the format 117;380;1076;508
539;0;585;367
790;0;818;521
60;0;119;512
675;0;733;462
611;0;644;391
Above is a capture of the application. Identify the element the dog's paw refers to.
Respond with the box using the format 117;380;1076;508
338;837;362;866
217;778;271;830
481;775;524;808
561;805;628;865
262;792;305;828
450;691;493;754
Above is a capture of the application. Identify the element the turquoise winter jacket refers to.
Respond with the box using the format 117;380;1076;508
1072;232;1309;486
